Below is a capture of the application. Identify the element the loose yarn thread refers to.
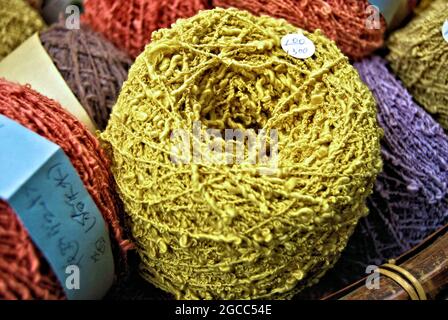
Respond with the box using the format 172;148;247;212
0;79;131;299
102;8;382;299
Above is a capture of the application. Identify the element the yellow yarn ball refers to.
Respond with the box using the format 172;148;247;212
102;8;382;299
0;0;45;60
387;0;448;129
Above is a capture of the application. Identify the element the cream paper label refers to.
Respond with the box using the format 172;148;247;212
0;33;96;133
443;20;448;43
281;33;315;59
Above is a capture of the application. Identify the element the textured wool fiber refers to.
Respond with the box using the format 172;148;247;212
81;0;209;58
0;0;45;60
298;56;448;299
387;0;448;130
102;8;383;300
213;0;386;60
0;79;131;300
40;23;132;130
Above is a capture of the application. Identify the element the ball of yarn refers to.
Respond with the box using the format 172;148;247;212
39;22;132;130
0;79;131;299
354;56;448;272
387;0;448;130
102;8;382;299
0;0;45;60
212;0;386;60
298;56;448;298
81;0;209;58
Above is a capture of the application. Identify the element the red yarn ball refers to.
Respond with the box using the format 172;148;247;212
213;0;386;60
82;0;210;58
0;79;131;300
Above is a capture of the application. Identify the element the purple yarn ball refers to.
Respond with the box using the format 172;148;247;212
354;56;448;262
297;56;448;299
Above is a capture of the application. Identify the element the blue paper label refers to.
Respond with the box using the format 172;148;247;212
368;0;402;25
443;20;448;43
0;115;114;300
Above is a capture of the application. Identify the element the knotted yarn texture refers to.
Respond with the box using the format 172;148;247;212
0;0;45;60
102;8;383;299
0;79;131;299
212;0;386;60
298;56;448;299
40;22;132;130
387;0;448;130
82;0;210;58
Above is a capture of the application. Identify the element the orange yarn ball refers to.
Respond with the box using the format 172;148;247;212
82;0;210;58
214;0;386;60
0;79;131;299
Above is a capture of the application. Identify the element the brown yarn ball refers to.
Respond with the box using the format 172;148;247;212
0;79;131;299
39;23;132;130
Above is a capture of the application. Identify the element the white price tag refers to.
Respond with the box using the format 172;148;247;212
443;20;448;43
281;33;315;59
